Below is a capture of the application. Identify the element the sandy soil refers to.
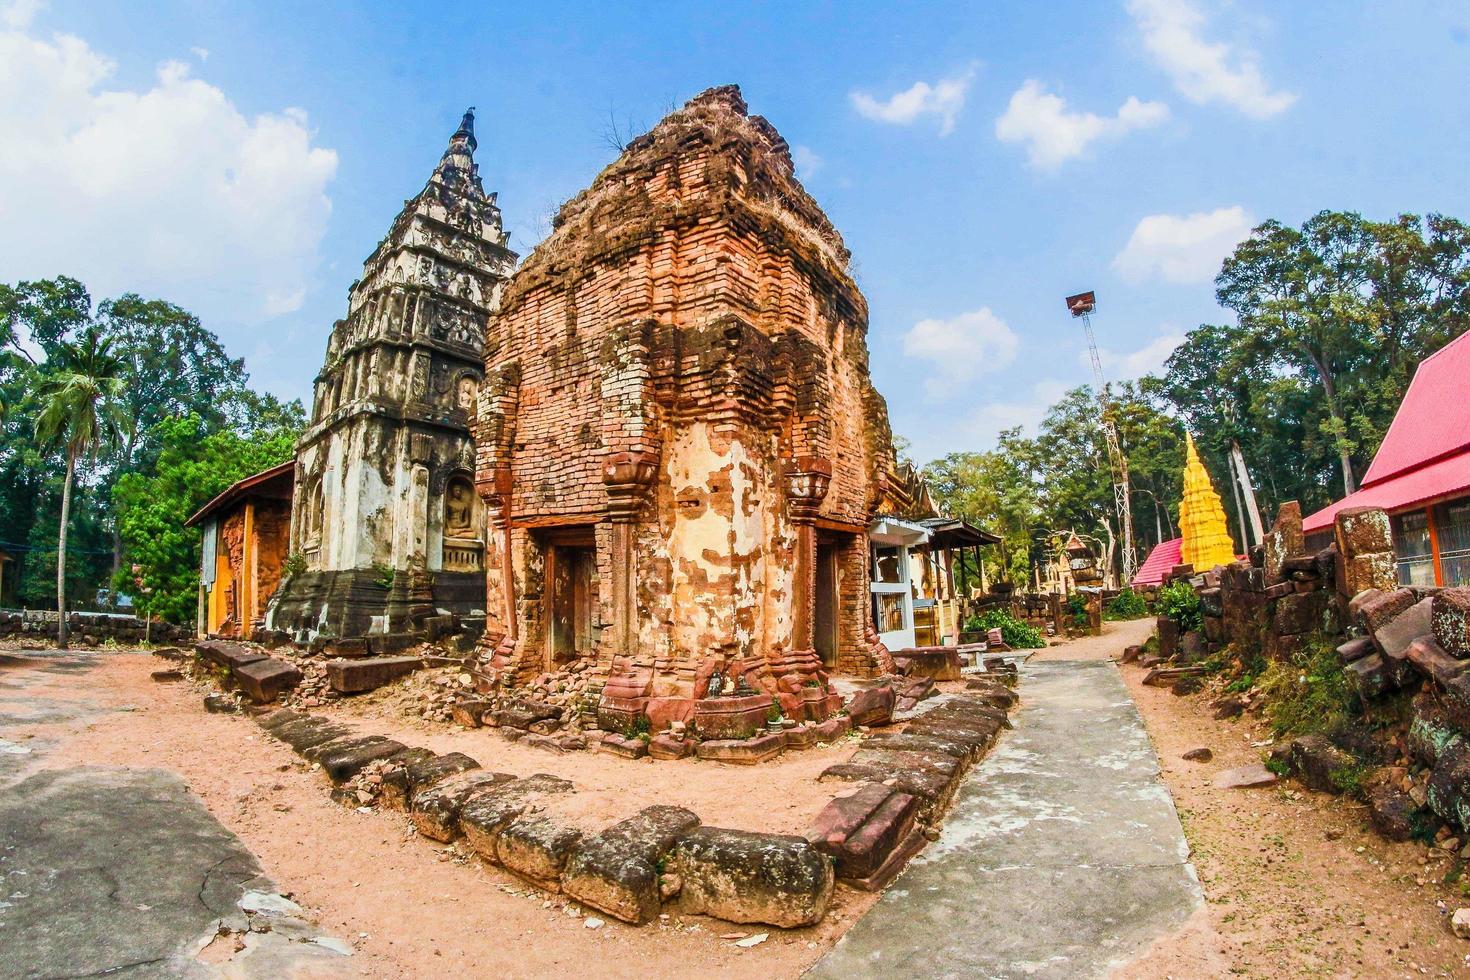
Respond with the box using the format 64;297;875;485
4;647;879;978
1036;620;1470;978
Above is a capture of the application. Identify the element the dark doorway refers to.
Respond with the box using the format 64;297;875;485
814;536;840;669
544;526;597;668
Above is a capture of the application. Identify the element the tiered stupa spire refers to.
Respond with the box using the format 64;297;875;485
1179;433;1236;570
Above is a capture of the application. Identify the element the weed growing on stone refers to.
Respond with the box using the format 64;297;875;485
1257;634;1360;739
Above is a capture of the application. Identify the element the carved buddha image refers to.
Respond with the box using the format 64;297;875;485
457;375;477;413
445;478;474;534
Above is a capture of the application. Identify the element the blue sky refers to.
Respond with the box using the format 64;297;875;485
3;0;1469;464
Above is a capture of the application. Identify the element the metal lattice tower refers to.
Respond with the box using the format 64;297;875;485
1066;292;1136;585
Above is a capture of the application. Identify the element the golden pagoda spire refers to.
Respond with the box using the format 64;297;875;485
1179;433;1236;570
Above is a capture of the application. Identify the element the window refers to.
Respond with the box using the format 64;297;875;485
1437;500;1470;587
1392;511;1435;587
870;540;914;646
872;546;904;584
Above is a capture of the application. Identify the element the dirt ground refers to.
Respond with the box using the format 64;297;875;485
3;646;879;979
1042;619;1470;978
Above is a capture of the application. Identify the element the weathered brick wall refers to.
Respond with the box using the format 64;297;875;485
477;86;897;694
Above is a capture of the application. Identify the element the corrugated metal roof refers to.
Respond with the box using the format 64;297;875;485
1132;537;1182;587
1362;331;1470;486
1304;331;1470;533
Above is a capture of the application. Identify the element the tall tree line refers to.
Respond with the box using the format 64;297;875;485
924;211;1470;585
1;277;304;624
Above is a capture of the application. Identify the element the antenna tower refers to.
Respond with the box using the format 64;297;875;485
1065;291;1136;585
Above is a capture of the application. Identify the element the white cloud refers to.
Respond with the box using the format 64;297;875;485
995;80;1168;169
1128;0;1296;118
1;0;41;29
968;379;1072;444
1113;206;1255;283
791;144;822;180
902;307;1018;398
190;46;209;62
1087;331;1187;380
850;70;973;136
0;18;337;321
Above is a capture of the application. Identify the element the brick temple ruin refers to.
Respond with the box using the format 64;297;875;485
267;110;518;639
474;86;902;737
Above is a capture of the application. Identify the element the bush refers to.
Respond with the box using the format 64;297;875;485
1257;634;1360;739
1104;587;1149;621
964;608;1045;649
1157;580;1203;632
1066;592;1089;629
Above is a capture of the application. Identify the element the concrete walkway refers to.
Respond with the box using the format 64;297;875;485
811;659;1201;980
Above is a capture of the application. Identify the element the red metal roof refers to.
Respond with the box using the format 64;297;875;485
184;460;295;527
1303;451;1470;532
1132;537;1182;587
1304;331;1470;533
1362;332;1470;486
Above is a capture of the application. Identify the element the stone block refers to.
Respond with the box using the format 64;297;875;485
691;694;773;740
1346;653;1395;701
598;733;648;759
1335;636;1376;665
862;731;974;762
1286;735;1355;794
818;762;954;819
1432;588;1470;658
1352;587;1416;633
595;694;649;735
1406;636;1470;686
562;806;701;924
367;632;419;656
695;732;785;764
319;738;409;785
195;640;267;671
806;783;920;883
233;657;302;704
459;774;575;862
1335;506;1392;556
811;716;851;743
670;827;834;928
272;717;352;753
451;700;493;728
326;655;422;694
1263;581;1295;601
894;647;962;681
495;815;584;891
1157;617;1179;660
1341;552;1397;599
647;733;694;760
1365;779;1416;842
409;770;518;841
1427;739;1470;829
645;696;695;730
301;734;385;763
851;747;962;782
1274;592;1325;636
844;684;895;728
1372;596;1434;661
380;751;480;810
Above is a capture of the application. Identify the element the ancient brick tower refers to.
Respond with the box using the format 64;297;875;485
268;109;518;638
475;86;898;735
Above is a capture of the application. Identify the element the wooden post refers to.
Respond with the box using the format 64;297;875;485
1427;505;1445;587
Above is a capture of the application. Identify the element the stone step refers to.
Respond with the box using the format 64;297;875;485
326;655;423;694
562;805;701;924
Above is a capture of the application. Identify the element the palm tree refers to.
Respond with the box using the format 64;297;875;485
33;328;126;648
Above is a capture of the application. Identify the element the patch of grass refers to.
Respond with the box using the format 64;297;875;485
1257;633;1360;739
1265;756;1292;777
1328;759;1374;796
1410;807;1441;846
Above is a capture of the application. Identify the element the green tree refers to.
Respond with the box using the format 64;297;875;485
32;328;126;646
113;413;298;624
925;430;1041;585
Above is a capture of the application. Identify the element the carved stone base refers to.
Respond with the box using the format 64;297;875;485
266;568;487;640
692;694;774;740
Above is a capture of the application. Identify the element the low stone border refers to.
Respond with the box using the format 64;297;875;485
241;666;1020;931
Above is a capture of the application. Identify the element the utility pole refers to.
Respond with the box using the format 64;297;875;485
1066;291;1136;585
